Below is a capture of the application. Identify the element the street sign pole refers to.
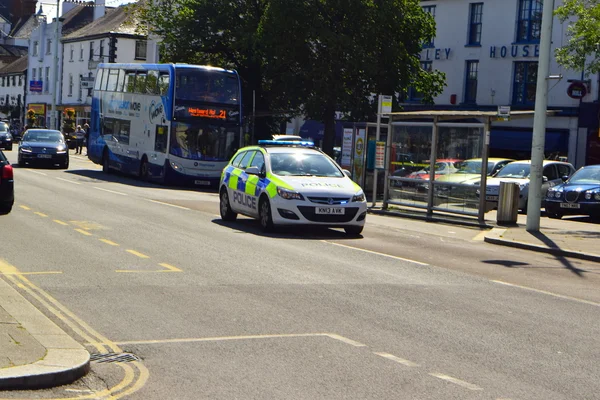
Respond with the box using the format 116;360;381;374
372;95;392;207
527;0;556;232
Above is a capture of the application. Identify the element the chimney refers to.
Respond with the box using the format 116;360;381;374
94;0;105;21
62;0;77;15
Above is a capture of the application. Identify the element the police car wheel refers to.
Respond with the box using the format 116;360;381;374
219;188;237;221
259;197;274;232
344;226;363;236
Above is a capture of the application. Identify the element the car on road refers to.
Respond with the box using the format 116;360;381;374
18;129;69;169
0;150;14;214
434;158;514;199
219;140;367;235
478;160;575;212
0;122;13;151
545;164;600;219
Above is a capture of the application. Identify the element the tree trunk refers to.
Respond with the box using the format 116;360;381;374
322;104;336;157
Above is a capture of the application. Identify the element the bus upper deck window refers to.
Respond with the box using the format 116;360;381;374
158;73;170;96
147;70;159;95
135;73;147;93
124;72;136;93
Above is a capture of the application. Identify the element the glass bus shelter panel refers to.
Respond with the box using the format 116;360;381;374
387;124;432;207
432;126;484;215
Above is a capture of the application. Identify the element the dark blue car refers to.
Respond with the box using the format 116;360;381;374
545;165;600;220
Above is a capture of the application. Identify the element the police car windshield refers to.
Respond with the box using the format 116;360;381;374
270;152;343;177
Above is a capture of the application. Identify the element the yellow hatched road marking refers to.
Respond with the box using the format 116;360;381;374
159;263;182;272
53;219;68;226
34;211;48;217
75;228;92;236
100;238;119;246
127;249;150;259
19;205;31;210
0;271;63;275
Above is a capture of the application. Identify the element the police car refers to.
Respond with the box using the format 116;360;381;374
219;140;367;235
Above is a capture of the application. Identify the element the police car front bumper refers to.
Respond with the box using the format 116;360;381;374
270;196;367;228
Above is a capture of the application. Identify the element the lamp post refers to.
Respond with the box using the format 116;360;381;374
50;0;60;130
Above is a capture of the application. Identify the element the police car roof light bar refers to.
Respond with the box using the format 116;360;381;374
257;140;315;147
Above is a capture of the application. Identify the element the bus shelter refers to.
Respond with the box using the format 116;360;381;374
381;110;550;223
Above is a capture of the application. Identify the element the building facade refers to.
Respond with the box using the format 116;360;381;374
0;56;26;122
404;0;598;167
60;3;159;126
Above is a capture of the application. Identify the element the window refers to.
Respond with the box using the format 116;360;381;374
134;73;147;93
158;73;170;95
155;125;168;153
89;41;94;61
468;3;483;45
88;72;94;97
464;61;478;103
556;164;572;179
106;69;120;92
11;76;15;86
38;68;42;82
44;67;50;93
5;77;9;87
422;6;436;48
99;39;104;59
231;152;246;167
1;77;4;86
78;75;82;101
512;61;537;105
146;70;159;94
33;41;38;56
135;40;147;60
123;72;136;92
68;73;73;96
94;69;104;91
239;151;255;169
19;76;23;86
543;164;558;181
516;0;542;43
32;69;36;80
249;151;265;174
46;39;51;54
70;44;74;61
80;43;84;60
116;69;125;92
407;61;433;102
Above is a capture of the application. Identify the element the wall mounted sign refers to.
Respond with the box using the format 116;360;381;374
29;81;43;92
489;44;539;59
567;82;587;99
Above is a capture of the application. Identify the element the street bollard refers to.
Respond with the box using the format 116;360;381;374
497;181;520;225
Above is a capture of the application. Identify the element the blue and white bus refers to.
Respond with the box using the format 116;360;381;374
88;63;243;186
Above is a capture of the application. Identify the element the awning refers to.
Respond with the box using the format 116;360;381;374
490;129;568;153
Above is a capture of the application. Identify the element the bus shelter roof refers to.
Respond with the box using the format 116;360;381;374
385;110;558;121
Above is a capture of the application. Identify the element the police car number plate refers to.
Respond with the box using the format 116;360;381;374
316;207;345;215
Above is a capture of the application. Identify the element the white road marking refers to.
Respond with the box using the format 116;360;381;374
323;241;429;266
29;170;47;176
56;177;81;185
492;280;600;307
325;334;366;347
93;186;127;196
429;373;483;391
98;333;334;346
145;199;190;210
374;352;419;367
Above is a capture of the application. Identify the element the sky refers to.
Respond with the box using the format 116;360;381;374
37;0;138;18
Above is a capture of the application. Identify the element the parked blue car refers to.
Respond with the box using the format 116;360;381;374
545;165;600;220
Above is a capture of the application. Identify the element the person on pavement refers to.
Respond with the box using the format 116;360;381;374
75;125;86;154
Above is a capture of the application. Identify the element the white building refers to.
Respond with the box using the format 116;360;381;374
0;56;26;121
60;1;159;126
402;0;598;167
25;3;93;128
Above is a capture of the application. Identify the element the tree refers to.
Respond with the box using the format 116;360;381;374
136;0;445;154
259;0;445;155
135;0;286;140
555;0;600;74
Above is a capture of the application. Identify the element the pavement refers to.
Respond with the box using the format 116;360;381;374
0;204;598;391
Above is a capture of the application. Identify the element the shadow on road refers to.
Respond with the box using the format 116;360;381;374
64;169;218;194
212;218;363;240
482;260;530;268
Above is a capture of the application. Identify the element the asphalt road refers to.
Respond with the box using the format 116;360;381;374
1;151;600;400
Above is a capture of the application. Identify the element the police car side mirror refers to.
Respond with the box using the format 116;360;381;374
245;166;261;176
342;169;351;178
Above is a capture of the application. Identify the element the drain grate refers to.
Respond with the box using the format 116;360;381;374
90;352;140;364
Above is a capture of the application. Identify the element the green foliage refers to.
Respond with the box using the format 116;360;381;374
136;0;446;153
555;0;600;74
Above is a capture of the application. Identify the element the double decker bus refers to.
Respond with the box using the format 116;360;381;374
88;63;243;187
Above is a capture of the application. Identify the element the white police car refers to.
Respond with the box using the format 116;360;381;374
219;140;367;235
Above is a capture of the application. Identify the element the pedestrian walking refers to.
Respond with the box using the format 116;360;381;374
83;121;90;153
75;125;86;154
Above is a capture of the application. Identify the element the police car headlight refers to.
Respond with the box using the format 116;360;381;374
352;191;365;202
277;187;305;200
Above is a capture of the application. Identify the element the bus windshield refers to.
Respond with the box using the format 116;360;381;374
170;121;240;162
175;69;239;105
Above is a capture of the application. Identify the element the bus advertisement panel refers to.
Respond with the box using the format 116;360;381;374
88;63;242;187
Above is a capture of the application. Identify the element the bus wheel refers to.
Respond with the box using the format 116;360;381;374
219;188;237;221
102;149;110;174
259;196;274;232
140;158;150;181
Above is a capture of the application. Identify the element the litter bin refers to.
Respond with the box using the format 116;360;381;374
497;181;519;225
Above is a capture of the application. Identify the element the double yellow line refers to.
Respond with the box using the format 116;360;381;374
0;259;149;399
